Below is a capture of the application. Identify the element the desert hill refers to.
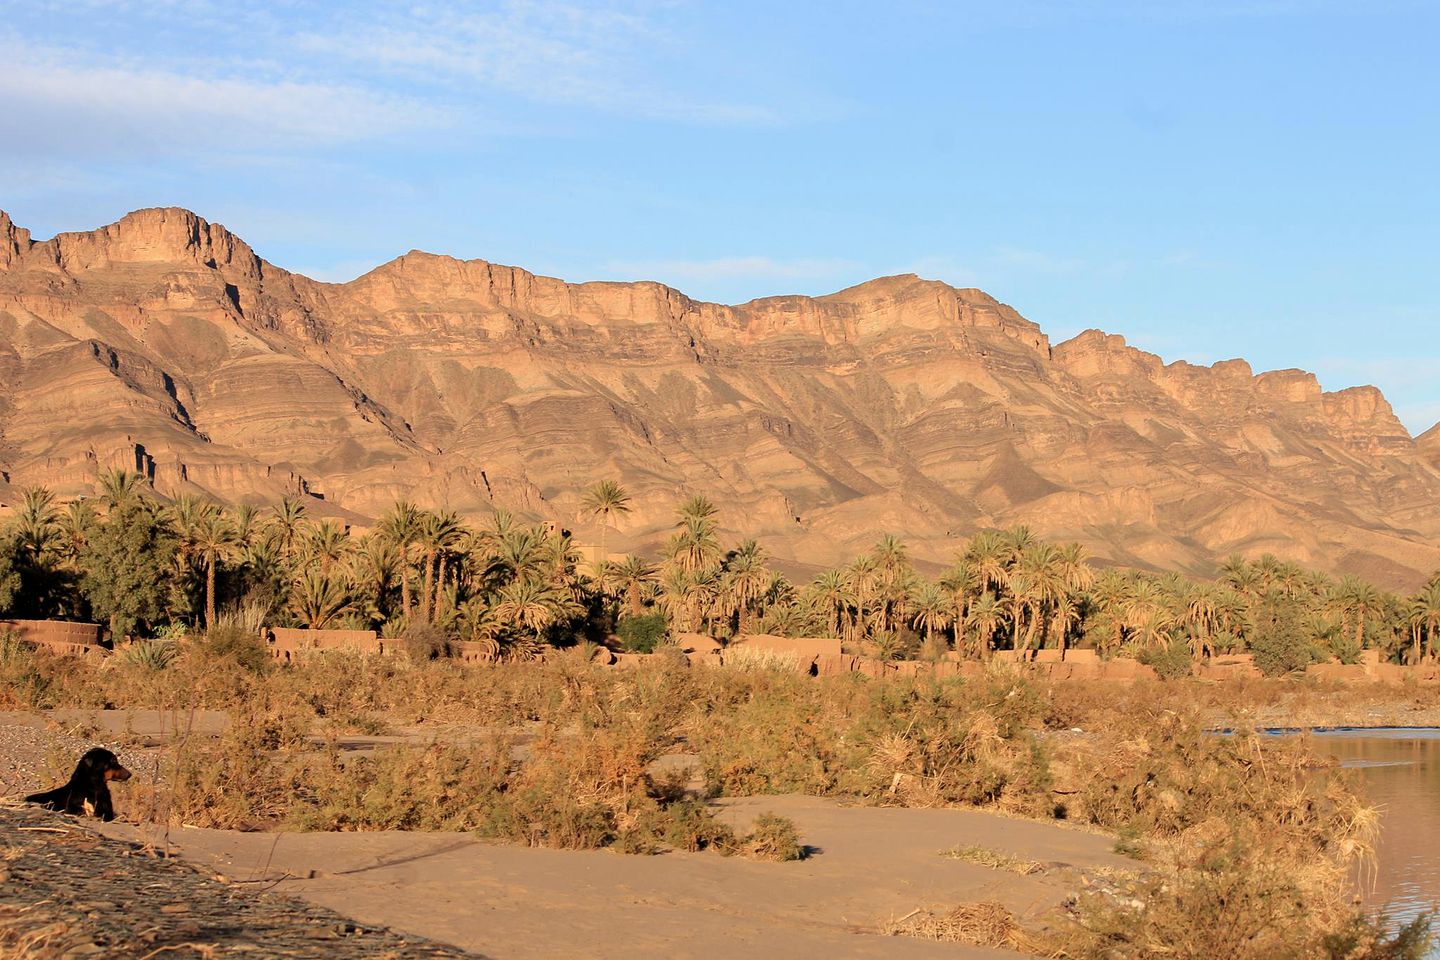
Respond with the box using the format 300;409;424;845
1;207;1438;586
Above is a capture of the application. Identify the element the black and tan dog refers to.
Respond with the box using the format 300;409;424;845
25;747;131;822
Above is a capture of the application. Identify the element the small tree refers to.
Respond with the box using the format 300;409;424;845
78;499;176;640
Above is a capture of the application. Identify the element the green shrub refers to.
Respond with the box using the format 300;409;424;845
740;813;805;861
1138;641;1194;679
122;639;180;671
617;613;667;653
1250;621;1316;677
197;624;271;673
399;622;452;662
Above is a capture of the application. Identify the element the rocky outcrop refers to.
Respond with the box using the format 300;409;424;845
1;208;1437;586
1419;423;1440;473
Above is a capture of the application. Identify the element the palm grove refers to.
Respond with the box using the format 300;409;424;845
1;469;1438;673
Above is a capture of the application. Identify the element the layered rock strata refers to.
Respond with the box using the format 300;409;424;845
2;208;1437;585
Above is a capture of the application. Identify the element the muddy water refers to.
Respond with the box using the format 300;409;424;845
1311;729;1440;948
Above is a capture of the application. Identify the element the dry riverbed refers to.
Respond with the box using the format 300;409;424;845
1;707;1137;960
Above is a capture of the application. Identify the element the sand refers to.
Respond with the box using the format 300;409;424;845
3;708;1130;958
94;795;1127;959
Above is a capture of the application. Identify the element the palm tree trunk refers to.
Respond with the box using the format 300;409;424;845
400;551;412;618
1021;606;1042;660
434;555;447;619
205;555;217;631
420;549;436;623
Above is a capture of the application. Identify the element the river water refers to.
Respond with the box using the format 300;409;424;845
1309;728;1440;950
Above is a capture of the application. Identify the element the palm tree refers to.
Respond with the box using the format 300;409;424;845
350;535;401;624
1407;581;1440;663
677;495;718;524
97;468;149;513
1012;544;1067;657
58;499;98;563
871;534;912;634
582;480;631;571
192;506;238;630
808;569;851;638
909;580;951;649
419;510;465;622
1184;582;1220;659
168;494;206;589
306;520;351;577
1048;592;1080;656
723;539;771;634
377;500;422;617
612;555;655;618
493;579;562;638
668;516;721;575
966;531;1011;595
938;557;980;645
266;496;310;569
842;554;880;640
1088;570;1132;653
1336;575;1382;651
290;569;353;629
967;592;1004;660
13;487;60;559
1056;542;1094;593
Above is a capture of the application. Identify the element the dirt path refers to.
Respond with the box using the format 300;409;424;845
99;795;1130;960
0;805;483;959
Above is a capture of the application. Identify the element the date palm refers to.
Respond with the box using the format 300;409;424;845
13;487;60;559
1336;576;1382;651
966;591;1004;659
58;499;98;563
377;500;422;617
306;520;351;577
668;512;721;575
192;506;238;630
493;578;562;639
350;535;402;622
582;480;631;571
808;569;851;638
1088;570;1132;654
723;539;771;634
419;510;465;622
265;496;310;570
677;494;717;524
1184;582;1220;659
612;555;655;618
965;530;1011;595
290;569;353;629
1407;581;1440;663
96;468;149;513
909;580;951;648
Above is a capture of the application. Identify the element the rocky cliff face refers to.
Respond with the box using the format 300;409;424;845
2;208;1437;586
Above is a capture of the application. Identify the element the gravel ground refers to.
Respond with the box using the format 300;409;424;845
0;805;487;959
0;718;158;802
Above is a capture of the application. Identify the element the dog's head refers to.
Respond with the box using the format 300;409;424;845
79;747;131;783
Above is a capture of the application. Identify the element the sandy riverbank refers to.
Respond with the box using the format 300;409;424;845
96;795;1127;960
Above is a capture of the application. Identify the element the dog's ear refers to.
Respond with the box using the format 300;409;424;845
77;749;112;775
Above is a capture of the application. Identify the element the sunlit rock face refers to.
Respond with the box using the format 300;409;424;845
2;207;1438;586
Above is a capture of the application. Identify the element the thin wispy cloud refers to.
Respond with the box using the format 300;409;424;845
289;2;783;124
0;37;448;157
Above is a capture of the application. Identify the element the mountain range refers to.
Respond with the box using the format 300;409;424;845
2;207;1438;586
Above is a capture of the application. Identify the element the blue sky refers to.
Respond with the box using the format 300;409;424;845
3;1;1437;432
